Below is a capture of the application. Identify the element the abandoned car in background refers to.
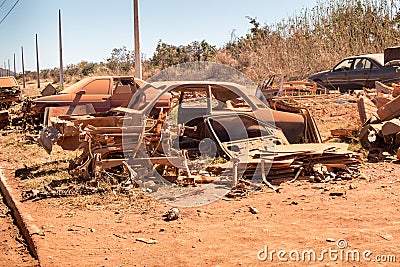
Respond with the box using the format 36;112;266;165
0;76;21;129
30;76;170;115
308;46;400;92
0;76;20;108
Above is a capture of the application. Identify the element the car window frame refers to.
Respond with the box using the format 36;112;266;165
332;58;354;72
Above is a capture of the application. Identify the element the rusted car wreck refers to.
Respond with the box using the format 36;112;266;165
31;76;147;115
40;81;361;197
0;76;21;129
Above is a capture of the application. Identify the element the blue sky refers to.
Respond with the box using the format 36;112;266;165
0;0;317;71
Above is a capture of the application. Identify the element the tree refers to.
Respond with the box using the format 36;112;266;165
106;46;134;74
149;40;216;69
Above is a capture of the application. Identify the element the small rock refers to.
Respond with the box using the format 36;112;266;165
380;233;394;241
249;206;259;214
311;186;324;190
136;237;158;244
90;228;95;232
326;238;335;242
113;233;127;239
163;207;179;221
329;190;346;196
349;184;357;190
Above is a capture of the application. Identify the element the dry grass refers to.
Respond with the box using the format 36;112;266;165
0;131;157;211
218;0;400;82
310;104;361;139
308;101;366;154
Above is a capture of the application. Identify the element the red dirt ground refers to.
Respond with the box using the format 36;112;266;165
0;192;38;267
1;160;400;267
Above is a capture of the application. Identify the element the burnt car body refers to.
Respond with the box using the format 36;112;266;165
308;47;400;92
131;81;308;144
31;76;170;115
41;81;311;168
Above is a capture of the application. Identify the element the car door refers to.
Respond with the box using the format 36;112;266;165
77;78;112;112
348;58;371;89
328;58;353;91
367;60;397;86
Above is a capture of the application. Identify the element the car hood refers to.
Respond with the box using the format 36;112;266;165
308;70;330;80
33;93;73;103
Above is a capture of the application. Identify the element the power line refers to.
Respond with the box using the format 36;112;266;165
0;0;7;8
0;0;20;25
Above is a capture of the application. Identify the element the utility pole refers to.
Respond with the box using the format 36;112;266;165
13;53;16;77
133;0;142;79
36;34;40;88
21;46;25;88
59;9;64;89
8;59;10;76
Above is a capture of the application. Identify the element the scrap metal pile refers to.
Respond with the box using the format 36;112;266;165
37;81;362;193
358;81;400;160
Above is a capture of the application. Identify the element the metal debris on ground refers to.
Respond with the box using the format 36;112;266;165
357;81;400;160
21;185;107;202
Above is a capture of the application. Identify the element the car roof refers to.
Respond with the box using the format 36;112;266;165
60;76;147;94
0;76;18;87
345;53;384;65
137;80;258;112
150;80;256;93
85;76;147;86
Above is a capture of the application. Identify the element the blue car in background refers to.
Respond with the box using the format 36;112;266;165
308;47;400;92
